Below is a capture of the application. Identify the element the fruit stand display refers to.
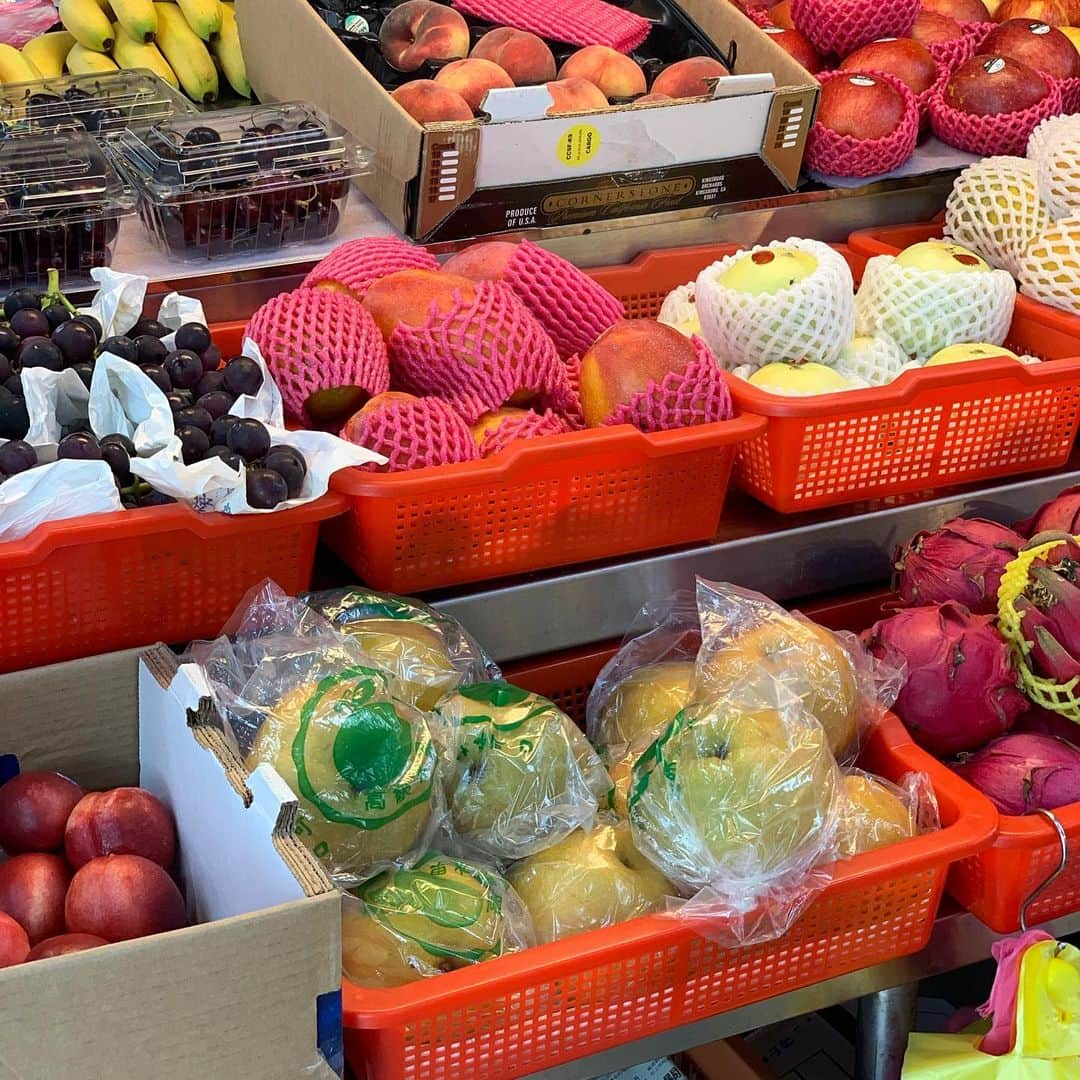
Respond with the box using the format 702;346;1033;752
5;0;1080;1079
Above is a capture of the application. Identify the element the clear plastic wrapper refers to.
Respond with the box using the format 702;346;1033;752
341;851;534;988
836;768;939;858
188;580;444;886
434;681;612;862
507;822;672;944
303;588;499;711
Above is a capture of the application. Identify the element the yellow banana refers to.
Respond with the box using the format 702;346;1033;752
153;2;218;102
211;4;250;96
66;42;120;74
174;0;223;41
0;44;40;83
111;0;157;43
59;0;116;52
112;22;178;87
22;32;76;79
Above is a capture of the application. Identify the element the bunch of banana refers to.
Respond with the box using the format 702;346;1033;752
13;0;251;102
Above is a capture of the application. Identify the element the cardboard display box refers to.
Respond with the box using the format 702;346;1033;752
236;0;817;243
0;646;342;1080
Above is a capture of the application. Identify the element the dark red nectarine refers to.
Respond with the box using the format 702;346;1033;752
944;53;1050;113
0;853;70;945
27;933;107;961
65;787;177;871
0;770;83;854
0;911;28;968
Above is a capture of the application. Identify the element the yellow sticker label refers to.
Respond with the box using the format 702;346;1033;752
557;124;600;168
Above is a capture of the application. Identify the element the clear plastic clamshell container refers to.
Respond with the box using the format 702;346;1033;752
0;124;135;289
0;70;196;141
115;101;373;260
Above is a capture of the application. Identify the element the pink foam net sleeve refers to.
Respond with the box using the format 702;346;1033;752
792;0;918;58
340;396;480;472
301;237;439;300
478;408;570;456
451;0;650;51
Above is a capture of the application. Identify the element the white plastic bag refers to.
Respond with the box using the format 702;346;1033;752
88;352;178;457
21;368;90;449
0;458;122;541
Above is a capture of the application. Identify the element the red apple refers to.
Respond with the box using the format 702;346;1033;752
27;933;107;961
840;37;940;93
816;73;908;139
944;53;1050;112
0;770;83;854
912;10;967;40
994;0;1069;23
762;26;823;72
982;19;1080;77
65;854;186;943
921;0;993;20
0;911;28;968
64;787;177;871
0;853;70;945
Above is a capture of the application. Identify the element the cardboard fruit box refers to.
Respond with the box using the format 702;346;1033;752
236;0;818;242
0;647;343;1080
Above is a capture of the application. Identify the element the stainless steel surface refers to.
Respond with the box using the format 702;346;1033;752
855;985;917;1080
435;457;1080;662
524;907;1080;1080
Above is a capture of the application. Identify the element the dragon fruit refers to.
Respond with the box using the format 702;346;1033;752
863;602;1027;756
953;733;1080;815
1014;548;1080;684
1015;485;1080;538
893;518;1022;615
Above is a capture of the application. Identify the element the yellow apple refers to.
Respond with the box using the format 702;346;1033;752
1061;26;1080;53
836;773;915;857
895;241;990;273
748;360;852;394
507;824;670;943
719;246;819;295
925;342;1020;365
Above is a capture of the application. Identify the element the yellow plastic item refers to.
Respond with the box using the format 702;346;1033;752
903;939;1080;1077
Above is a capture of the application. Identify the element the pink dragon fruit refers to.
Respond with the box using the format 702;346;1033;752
1014;550;1080;684
862;601;1027;757
1015;705;1080;746
1015;485;1080;538
953;732;1080;815
893;518;1022;615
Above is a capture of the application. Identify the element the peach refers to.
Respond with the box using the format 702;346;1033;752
912;10;967;41
0;853;70;945
557;45;647;99
469;407;531;444
763;26;823;72
390;80;473;125
579;319;698;427
65;855;186;943
0;911;28;968
994;0;1068;20
27;933;107;961
545;77;610;114
362;269;478;340
64;787;177;871
441;240;520;281
357;391;423;417
651;56;729;99
434;57;514;112
471;27;556;85
769;0;797;27
0;770;84;854
921;0;993;19
378;0;470;72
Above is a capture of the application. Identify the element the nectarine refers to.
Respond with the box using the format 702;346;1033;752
0;853;70;945
434;57;514;113
471;27;556;85
558;45;647;99
816;73;908;139
64;787;177;871
363;269;478;340
840;38;939;94
0;770;83;854
65;854;187;943
982;19;1080;78
391;80;473;125
27;933;107;961
763;26;823;72
545;77;609;115
579;319;698;427
441;240;519;281
651;56;728;99
0;911;28;968
378;0;470;72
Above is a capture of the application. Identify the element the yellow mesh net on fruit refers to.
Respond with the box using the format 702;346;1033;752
834;331;907;386
1028;114;1080;222
694;238;855;372
944;156;1051;277
1018;218;1080;316
998;539;1080;723
854;254;1016;363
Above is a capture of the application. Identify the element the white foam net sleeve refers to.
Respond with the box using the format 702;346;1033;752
694;238;855;371
1018;217;1080;315
658;282;702;338
854;255;1016;362
834;332;908;386
1028;115;1080;223
944;156;1051;276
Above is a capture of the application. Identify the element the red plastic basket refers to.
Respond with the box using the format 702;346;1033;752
806;586;1080;933
340;638;997;1080
0;494;345;673
587;244;1080;513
